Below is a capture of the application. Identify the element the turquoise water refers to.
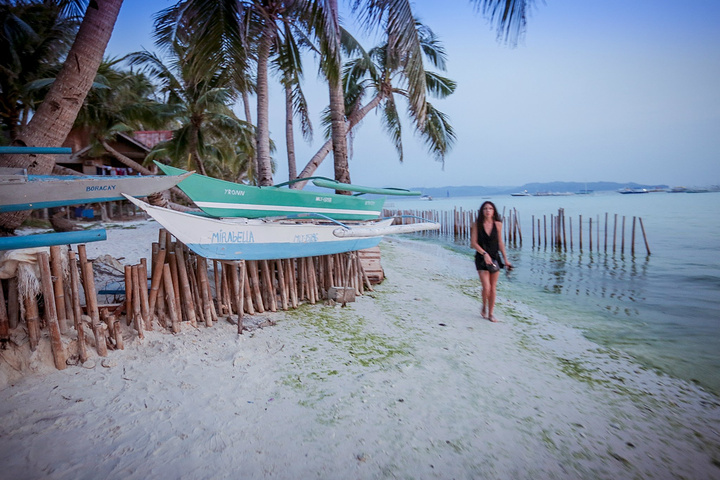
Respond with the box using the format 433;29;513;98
388;191;720;395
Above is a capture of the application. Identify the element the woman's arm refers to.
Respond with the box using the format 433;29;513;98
496;221;513;268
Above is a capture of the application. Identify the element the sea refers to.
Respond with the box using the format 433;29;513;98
387;190;720;396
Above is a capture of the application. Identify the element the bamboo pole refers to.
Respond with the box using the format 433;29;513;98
589;217;593;252
167;250;182;320
249;261;264;313
579;215;583;251
0;281;8;342
7;278;18;329
604;212;608;253
138;260;151;331
82;261;108;357
276;259;288;311
174;244;197;327
621;216;626;254
613;214;618;254
287;259;298;308
569;217;573;251
243;264;254;315
197;256;213;327
131;265;145;339
49;246;68;334
38;252;66;369
639;217;651;255
124;265;133;326
631;216;637;256
147;247;167;324
24;292;41;351
68;251;88;362
162;264;180;334
261;260;277;312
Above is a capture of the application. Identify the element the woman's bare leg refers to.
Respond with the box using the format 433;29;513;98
478;270;490;318
487;271;500;322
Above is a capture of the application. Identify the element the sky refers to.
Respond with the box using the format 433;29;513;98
105;0;720;189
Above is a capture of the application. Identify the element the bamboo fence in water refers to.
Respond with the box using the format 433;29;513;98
383;206;650;256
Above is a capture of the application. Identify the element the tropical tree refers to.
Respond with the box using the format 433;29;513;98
126;42;255;179
0;0;123;234
0;0;80;142
296;20;456;182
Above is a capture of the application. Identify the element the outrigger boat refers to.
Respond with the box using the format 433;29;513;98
154;162;420;221
123;195;439;261
0;168;192;213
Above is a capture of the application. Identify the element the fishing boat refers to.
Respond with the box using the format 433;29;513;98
0;168;192;213
123;195;439;261
618;188;648;194
154;162;420;221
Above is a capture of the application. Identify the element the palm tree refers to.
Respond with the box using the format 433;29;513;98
0;0;79;142
0;0;123;234
71;58;170;175
297;20;456;181
127;43;255;179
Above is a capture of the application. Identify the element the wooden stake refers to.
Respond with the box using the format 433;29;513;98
38;252;66;369
124;265;133;326
130;265;145;339
162;264;180;334
0;280;9;342
7;277;18;329
49;246;68;334
174;244;197;327
68;251;88;362
82;261;107;357
249;261;264;313
24;292;41;351
138;261;151;331
639;217;651;255
147;247;167;322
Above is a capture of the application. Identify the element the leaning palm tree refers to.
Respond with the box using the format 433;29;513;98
0;0;123;234
297;21;456;181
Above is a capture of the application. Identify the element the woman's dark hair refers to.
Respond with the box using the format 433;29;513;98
479;201;501;222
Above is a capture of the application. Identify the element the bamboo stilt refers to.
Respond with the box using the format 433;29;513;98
82;261;107;357
147;247;167;324
68;251;88;362
49;246;68;334
138;261;151;331
24;292;41;351
130;265;145;339
174;244;197;327
243;264;254;315
162;264;180;334
8;278;18;329
249;261;264;313
0;281;8;342
276;259;288;311
639;217;651;255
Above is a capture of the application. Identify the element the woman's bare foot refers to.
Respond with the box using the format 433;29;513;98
481;308;488;319
489;315;498;323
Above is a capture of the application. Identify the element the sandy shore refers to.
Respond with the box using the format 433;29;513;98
1;220;719;479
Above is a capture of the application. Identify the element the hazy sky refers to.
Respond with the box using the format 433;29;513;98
106;0;720;188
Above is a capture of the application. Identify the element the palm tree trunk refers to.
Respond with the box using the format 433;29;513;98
255;25;274;186
0;0;124;234
285;82;297;182
296;92;385;186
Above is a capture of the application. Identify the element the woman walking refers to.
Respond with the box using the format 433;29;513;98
471;201;512;322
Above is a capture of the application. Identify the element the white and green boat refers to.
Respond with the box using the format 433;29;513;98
155;162;420;221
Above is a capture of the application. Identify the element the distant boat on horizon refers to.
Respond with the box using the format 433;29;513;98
510;190;531;197
618;188;648;194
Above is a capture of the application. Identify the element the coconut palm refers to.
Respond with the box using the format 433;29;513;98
126;41;255;179
0;0;123;233
0;0;80;142
297;20;456;181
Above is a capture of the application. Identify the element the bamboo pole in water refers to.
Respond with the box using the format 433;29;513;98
621;216;626;254
569;217;573;251
579;215;583;251
604;212;608;253
613;214;618;254
589;217;593;252
639;217;651;255
632;216;637;256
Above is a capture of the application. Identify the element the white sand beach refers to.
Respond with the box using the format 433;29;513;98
1;220;719;479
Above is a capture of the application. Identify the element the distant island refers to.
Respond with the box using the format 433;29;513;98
412;181;670;198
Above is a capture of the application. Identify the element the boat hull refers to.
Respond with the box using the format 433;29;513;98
123;195;393;261
0;171;191;213
156;163;384;221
